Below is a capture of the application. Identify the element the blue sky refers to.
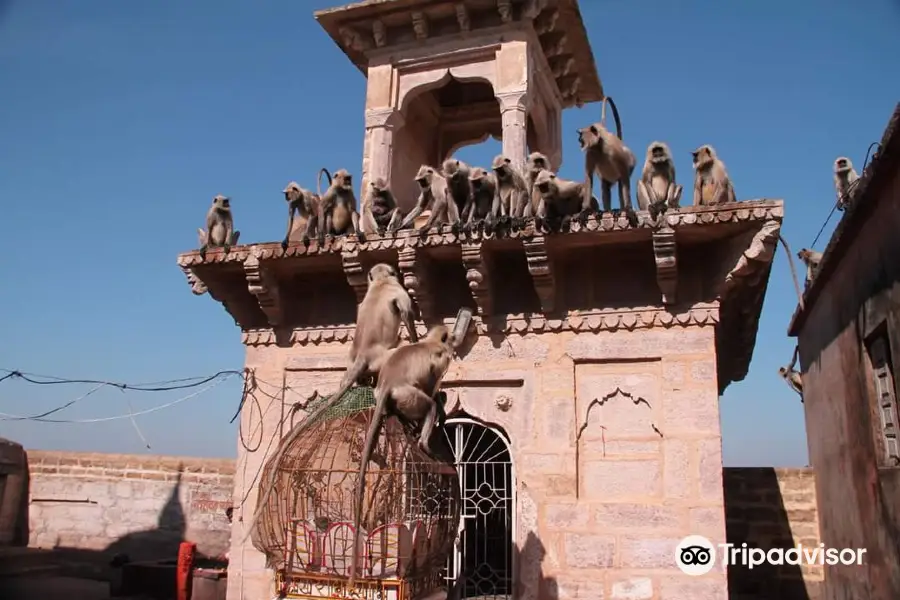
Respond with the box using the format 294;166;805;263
0;0;897;465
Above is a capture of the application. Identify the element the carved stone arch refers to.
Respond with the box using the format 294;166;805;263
442;131;503;164
397;68;497;114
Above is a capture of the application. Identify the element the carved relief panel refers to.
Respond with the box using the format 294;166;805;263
574;360;663;500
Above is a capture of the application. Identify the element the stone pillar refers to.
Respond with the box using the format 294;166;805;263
360;107;405;200
546;104;563;171
496;90;531;173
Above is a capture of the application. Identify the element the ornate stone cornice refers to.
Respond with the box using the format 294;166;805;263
176;200;784;268
241;304;721;347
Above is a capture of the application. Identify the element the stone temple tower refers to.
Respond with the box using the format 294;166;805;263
178;1;784;599
314;0;603;210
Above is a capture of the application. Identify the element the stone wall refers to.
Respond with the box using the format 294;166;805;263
723;468;823;600
21;451;823;599
26;450;234;562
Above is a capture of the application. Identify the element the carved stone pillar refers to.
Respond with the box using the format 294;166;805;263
496;90;530;173
361;108;405;198
546;104;563;171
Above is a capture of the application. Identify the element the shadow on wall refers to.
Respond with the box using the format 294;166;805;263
515;531;558;600
0;455;225;585
723;467;822;600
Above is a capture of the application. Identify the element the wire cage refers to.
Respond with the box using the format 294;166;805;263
252;387;461;600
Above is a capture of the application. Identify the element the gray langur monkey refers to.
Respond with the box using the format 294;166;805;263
779;366;803;399
490;154;530;229
362;177;404;235
244;263;417;550
637;141;683;219
578;96;637;226
400;165;461;235
441;158;473;221
533;169;598;233
281;181;321;249
797;248;823;286
464;167;498;234
348;324;458;588
691;145;737;206
198;194;240;259
525;151;551;217
833;156;859;211
319;168;365;243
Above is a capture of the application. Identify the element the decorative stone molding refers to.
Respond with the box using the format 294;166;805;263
497;0;513;23
496;90;531;115
455;4;470;32
176;201;785;267
340;251;368;304
522;236;556;313
543;32;568;58
338;26;370;52
365;108;404;130
461;242;493;317
652;221;678;305
522;0;548;20
398;246;436;324
244;251;285;327
723;219;780;294
495;394;513;412
371;20;386;48
411;11;428;40
181;265;208;296
534;9;559;34
549;56;574;78
240;304;722;346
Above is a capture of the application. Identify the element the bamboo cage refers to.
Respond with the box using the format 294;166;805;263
252;388;461;600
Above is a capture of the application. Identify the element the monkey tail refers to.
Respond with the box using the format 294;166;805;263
317;168;332;197
349;394;385;589
776;234;805;312
602;96;624;140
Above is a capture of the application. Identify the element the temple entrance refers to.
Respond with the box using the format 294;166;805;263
442;417;515;599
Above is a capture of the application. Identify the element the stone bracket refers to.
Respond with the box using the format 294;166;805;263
398;246;437;325
181;265;208;296
523;236;556;313
651;222;678;305
461;242;493;317
244;251;285;327
341;251;369;304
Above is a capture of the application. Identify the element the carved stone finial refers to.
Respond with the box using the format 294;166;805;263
461;243;494;317
411;11;429;40
244;251;284;326
497;0;513;22
398;246;436;325
549;55;574;78
534;8;559;33
651;222;678;305
372;20;386;47
523;236;556;313
455;4;470;32
341;252;368;304
339;26;370;52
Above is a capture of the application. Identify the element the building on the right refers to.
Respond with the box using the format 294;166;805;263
788;102;900;600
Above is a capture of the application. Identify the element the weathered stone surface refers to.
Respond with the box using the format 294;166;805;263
610;577;653;600
581;460;662;501
592;503;683;531
563;533;615;568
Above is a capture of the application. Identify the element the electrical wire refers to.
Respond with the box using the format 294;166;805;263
0;372;237;422
0;368;242;392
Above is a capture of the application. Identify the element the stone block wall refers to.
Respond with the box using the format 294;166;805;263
26;450;234;562
723;468;822;600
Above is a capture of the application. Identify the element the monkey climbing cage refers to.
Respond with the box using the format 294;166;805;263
252;388;461;600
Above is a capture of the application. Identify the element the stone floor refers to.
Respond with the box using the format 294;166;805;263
0;575;113;600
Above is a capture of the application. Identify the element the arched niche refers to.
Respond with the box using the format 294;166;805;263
391;71;501;211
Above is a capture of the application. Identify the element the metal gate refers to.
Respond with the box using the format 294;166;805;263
442;418;515;599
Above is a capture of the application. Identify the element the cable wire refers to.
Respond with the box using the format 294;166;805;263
0;368;242;392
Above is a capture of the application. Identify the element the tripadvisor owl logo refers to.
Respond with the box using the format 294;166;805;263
676;535;716;575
